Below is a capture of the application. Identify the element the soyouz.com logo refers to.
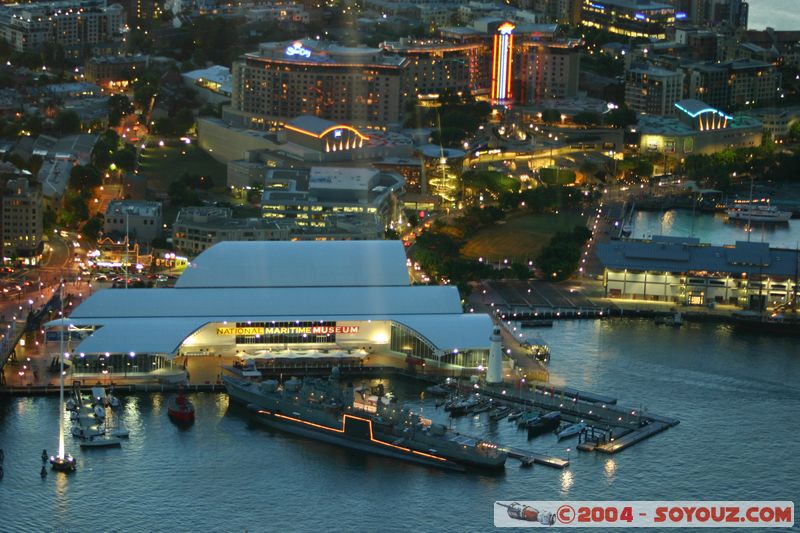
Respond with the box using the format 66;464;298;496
494;501;794;527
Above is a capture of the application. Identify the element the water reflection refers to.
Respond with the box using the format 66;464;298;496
53;468;71;524
214;393;229;418
560;469;574;494
604;459;616;483
633;209;800;248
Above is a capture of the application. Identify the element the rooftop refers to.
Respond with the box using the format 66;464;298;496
597;237;800;276
106;200;162;218
309;167;378;191
37;159;73;199
183;65;231;85
675;99;731;119
638;112;760;135
249;39;407;67
285;115;357;137
176;240;411;288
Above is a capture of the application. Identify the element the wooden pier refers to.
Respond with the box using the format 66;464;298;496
471;382;678;455
595;420;675;454
501;446;569;469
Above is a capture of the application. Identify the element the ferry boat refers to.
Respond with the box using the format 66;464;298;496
223;374;507;471
726;202;791;223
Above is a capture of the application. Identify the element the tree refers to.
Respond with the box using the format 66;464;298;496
69;165;102;190
536;225;592;281
127;29;153;54
92;138;115;169
167;179;201;207
403;208;420;228
59;190;90;227
510;262;530;280
113;145;137;172
541;109;561;124
430;126;465;148
605;104;637;128
55;110;81;134
132;69;160;107
21;113;43;137
573;112;602;127
173;108;195;135
108;95;133;127
81;213;104;241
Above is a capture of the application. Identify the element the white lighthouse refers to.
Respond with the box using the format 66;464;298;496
487;326;503;384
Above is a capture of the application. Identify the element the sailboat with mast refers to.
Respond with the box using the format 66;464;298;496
50;280;76;472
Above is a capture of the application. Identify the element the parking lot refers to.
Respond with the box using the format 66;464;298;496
480;279;610;312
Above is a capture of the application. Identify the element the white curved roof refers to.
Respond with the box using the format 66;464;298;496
394;314;493;351
54;240;494;357
67;286;461;319
175;240;411;288
60;313;493;357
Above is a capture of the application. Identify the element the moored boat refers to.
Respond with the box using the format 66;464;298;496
425;384;450;397
731;310;800;336
470;400;492;415
167;388;195;424
224;374;507;471
71;425;105;439
726;202;791;223
519;320;553;328
489;405;511;421
516;410;541;428
448;396;480;417
79;435;123;448
556;421;587;440
507;410;524;422
526;411;561;438
654;312;683;327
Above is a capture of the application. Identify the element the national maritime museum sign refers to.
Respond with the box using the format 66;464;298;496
217;324;360;336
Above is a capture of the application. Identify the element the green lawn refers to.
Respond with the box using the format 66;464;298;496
461;213;586;262
138;143;227;193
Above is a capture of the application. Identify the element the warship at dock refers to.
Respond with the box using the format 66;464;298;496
223;372;507;471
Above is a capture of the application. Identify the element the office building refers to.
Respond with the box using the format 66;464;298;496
0;0;125;60
625;64;684;115
683;59;779;111
104;200;163;243
230;39;406;127
260;166;404;240
2;178;44;265
172;206;291;256
581;0;677;39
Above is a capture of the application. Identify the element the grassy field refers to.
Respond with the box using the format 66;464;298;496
461;213;586;261
138;143;227;192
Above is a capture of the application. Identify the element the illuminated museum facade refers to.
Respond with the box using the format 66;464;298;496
50;241;497;375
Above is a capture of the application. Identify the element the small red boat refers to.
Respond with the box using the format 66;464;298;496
167;388;195;424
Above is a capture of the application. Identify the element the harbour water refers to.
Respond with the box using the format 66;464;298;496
1;318;799;531
631;209;800;249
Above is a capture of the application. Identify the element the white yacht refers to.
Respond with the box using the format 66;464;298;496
726;202;791;223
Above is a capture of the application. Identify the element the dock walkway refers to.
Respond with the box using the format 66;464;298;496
595;420;674;454
468;382;678;455
501;446;569;469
